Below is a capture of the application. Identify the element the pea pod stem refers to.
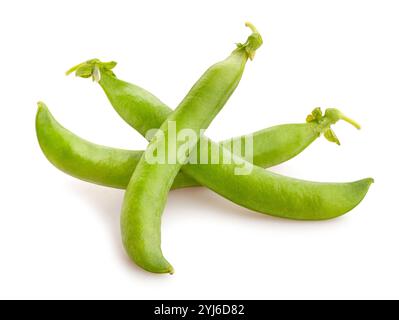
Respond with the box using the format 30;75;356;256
236;22;263;60
340;114;361;129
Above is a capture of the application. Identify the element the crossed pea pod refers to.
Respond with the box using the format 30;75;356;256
36;23;373;274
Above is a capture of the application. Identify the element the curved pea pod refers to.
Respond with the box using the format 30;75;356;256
36;103;345;190
36;102;142;189
184;139;373;221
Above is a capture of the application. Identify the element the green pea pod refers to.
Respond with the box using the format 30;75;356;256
115;23;263;273
36;103;356;190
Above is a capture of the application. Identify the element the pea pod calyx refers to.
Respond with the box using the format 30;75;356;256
66;59;117;82
307;107;361;145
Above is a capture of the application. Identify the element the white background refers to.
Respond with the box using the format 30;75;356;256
0;0;398;300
